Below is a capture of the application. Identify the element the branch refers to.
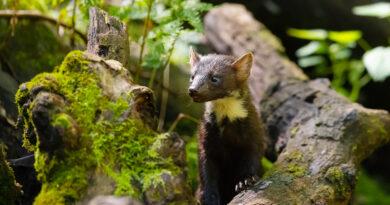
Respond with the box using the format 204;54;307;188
0;10;87;42
204;4;390;204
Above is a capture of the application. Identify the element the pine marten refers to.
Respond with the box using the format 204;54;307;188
188;48;266;205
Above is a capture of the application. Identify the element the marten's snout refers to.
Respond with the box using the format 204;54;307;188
188;88;198;97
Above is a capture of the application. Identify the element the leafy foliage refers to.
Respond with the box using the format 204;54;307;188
288;28;369;101
289;26;390;101
353;2;390;83
1;0;211;85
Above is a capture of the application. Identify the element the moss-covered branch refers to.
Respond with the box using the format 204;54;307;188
204;4;390;204
15;50;193;204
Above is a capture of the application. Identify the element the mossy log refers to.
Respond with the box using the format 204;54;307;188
204;4;390;205
14;8;193;205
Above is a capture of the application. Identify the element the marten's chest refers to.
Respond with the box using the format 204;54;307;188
216;117;254;146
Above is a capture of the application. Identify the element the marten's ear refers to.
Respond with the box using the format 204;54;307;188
232;52;253;82
189;47;201;67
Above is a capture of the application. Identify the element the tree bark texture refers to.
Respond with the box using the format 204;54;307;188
87;7;130;68
204;4;390;205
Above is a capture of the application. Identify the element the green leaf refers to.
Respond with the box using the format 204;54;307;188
328;30;362;44
287;28;327;40
161;20;182;35
298;56;326;68
363;47;390;82
353;2;390;18
348;60;365;84
142;39;165;69
181;0;212;32
296;41;327;57
329;43;352;60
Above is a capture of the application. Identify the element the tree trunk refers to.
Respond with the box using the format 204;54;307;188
204;4;390;205
87;7;130;68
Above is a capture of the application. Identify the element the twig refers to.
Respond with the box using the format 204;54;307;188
135;0;153;82
156;33;180;131
157;64;170;132
357;38;372;51
0;10;87;42
148;66;158;88
148;33;179;88
10;0;18;36
128;67;179;97
168;113;199;133
70;0;78;47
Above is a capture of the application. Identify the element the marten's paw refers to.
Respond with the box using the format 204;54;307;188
234;176;259;192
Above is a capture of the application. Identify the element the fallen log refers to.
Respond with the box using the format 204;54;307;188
204;4;390;205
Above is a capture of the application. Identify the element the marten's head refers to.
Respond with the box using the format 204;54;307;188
188;48;253;102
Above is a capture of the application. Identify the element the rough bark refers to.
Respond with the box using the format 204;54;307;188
204;4;390;205
87;7;130;68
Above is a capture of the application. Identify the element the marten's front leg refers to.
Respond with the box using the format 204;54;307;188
199;158;221;205
234;152;262;193
235;176;259;192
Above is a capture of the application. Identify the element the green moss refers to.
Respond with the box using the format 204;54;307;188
310;185;334;204
290;126;299;137
367;116;387;142
286;163;306;177
16;50;180;204
267;150;307;179
92;119;179;197
285;150;304;162
325;166;350;200
52;113;72;128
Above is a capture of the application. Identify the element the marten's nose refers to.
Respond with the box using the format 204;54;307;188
188;88;198;97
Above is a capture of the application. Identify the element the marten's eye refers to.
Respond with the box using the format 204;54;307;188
210;76;221;84
190;75;194;81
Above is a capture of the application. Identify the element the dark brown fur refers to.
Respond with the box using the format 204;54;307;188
188;50;266;205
